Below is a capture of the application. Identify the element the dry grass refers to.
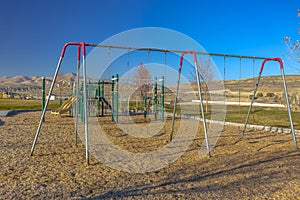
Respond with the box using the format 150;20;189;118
0;99;60;110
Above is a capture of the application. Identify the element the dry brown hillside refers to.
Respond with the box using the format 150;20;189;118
1;74;300;106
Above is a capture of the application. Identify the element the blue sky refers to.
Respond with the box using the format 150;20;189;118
0;0;299;79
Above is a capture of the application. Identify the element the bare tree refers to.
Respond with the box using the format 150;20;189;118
189;57;214;112
189;58;214;83
283;10;300;71
283;37;300;69
133;63;152;99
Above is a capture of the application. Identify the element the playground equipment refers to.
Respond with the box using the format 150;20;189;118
30;41;298;165
243;58;298;149
85;80;113;117
115;76;165;124
40;76;73;118
73;74;165;124
51;96;76;115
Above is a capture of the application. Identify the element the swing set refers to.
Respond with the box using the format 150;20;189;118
30;42;298;165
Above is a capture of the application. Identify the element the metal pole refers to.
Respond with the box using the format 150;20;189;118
239;57;242;116
116;74;119;124
112;75;115;122
75;45;80;145
82;42;89;164
281;67;298;149
144;94;147;120
194;60;210;156
102;80;104;116
223;56;226;130
154;77;157;120
85;43;268;60
242;71;262;136
30;57;64;155
97;80;100;117
170;66;182;142
80;82;84;123
88;80;91;116
161;76;165;122
59;85;62;106
42;76;45;122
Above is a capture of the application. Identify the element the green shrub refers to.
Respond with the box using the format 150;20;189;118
266;93;275;97
257;92;263;97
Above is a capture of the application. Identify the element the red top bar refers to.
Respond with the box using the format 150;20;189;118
77;45;81;61
60;42;82;58
260;58;283;73
81;42;86;57
60;41;86;58
179;50;197;67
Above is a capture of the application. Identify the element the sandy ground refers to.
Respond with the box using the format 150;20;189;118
0;111;300;199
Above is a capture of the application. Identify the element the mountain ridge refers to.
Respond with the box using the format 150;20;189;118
0;73;77;88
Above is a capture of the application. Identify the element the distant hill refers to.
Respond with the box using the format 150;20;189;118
225;75;300;93
0;73;77;88
1;74;300;91
1;74;300;106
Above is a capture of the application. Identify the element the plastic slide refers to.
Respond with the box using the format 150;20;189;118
100;97;112;110
51;96;76;116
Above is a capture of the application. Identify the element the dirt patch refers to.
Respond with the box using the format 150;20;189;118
0;111;299;199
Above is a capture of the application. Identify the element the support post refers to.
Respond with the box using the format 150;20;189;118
242;71;262;136
82;42;89;164
281;67;298;149
170;66;181;142
101;80;104;116
97;80;100;117
194;55;210;156
80;82;84;123
31;57;64;155
116;74;119;123
59;85;62;106
75;45;81;145
88;80;91;116
144;94;147;120
112;75;115;122
161;76;165;122
154;77;157;120
41;76;45;122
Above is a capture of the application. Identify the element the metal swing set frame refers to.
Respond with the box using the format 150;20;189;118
243;58;298;149
30;42;298;165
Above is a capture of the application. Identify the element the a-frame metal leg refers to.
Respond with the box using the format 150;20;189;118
194;61;210;156
169;50;210;156
74;46;81;145
242;58;298;149
242;71;262;136
30;57;64;155
169;67;182;142
82;44;90;164
281;67;298;149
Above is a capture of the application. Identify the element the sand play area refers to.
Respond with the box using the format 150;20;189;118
0;111;300;199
